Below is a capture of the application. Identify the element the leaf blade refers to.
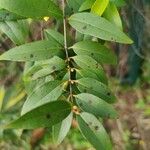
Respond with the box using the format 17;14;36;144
52;112;73;144
21;80;65;115
77;77;116;103
77;112;112;150
69;12;133;44
75;93;118;118
0;0;62;19
5;101;71;129
91;0;109;16
71;41;117;65
0;40;62;62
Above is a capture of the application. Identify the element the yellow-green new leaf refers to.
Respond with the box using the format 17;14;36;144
0;86;5;111
69;12;133;44
91;0;109;16
0;40;62;62
5;101;71;129
103;2;123;30
77;112;112;150
0;0;62;19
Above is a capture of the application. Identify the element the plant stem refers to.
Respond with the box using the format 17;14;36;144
62;0;73;101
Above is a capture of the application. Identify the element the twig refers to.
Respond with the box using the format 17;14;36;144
62;0;73;101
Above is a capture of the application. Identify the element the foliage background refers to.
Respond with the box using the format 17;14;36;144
0;1;150;150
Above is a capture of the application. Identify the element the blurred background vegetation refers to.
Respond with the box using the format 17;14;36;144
0;0;150;150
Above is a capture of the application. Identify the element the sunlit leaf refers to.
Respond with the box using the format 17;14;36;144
0;87;5;111
103;2;122;30
91;0;109;16
5;91;26;110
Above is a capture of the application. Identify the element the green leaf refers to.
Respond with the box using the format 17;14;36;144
0;9;26;21
77;78;116;103
67;0;84;12
52;112;73;144
110;0;126;7
91;0;109;16
69;12;133;44
71;41;117;65
0;86;5;111
5;101;71;129
24;58;59;78
73;55;108;85
0;22;20;45
21;80;66;115
0;40;62;61
76;68;104;83
75;93;118;118
75;31;84;42
5;20;29;44
24;76;54;95
79;0;95;12
77;112;112;150
31;57;66;80
103;2;122;30
0;0;62;19
0;20;29;45
44;29;64;46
